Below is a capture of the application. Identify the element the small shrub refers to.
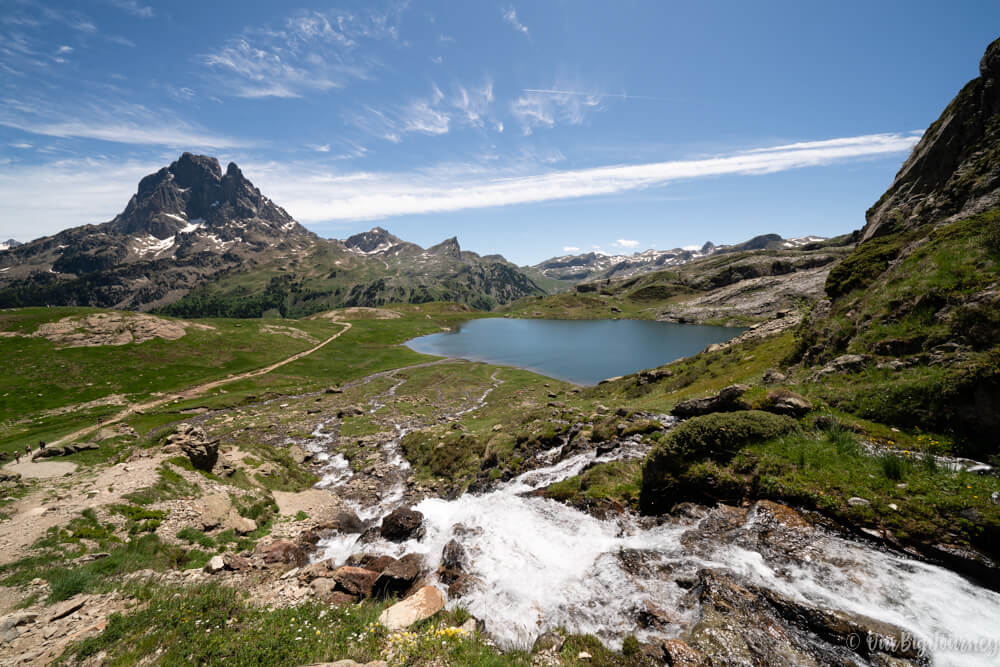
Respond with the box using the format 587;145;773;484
879;453;911;481
640;411;799;514
622;634;640;657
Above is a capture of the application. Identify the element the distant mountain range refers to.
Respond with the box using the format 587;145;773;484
0;239;22;251
529;234;826;285
0;155;544;315
0;152;830;316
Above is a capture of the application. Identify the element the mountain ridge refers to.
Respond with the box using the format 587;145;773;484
0;157;543;314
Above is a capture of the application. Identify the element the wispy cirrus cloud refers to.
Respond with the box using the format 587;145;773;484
244;131;922;223
613;239;639;248
502;6;528;35
0;98;254;148
512;86;602;135
201;6;406;99
347;78;496;141
0;132;921;241
562;246;580;252
109;0;154;18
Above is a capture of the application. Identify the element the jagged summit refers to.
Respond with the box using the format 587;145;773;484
109;153;306;243
864;37;1000;240
426;236;462;260
0;153;315;311
343;227;405;254
0;239;22;252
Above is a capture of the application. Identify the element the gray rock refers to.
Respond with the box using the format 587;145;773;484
761;369;787;384
672;384;750;418
847;497;871;507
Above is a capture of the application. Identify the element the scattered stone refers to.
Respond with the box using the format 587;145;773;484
227;511;258;535
762;389;811;417
377;586;445;630
198;493;232;531
638;368;672;385
440;540;466;572
333;567;380;598
324;387;343;394
992;491;1000;505
346;553;398;573
380;508;425;542
325;509;364;534
660;639;706;666
761;369;787;385
289;445;312;464
257;539;308;567
577;651;592;661
532;631;566;653
46;595;88;623
373;553;425;598
847;497;871;507
204;555;226;574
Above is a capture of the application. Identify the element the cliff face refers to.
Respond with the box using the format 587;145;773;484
863;37;1000;241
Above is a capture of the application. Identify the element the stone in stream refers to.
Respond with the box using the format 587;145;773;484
323;509;364;534
377;586;445;630
379;507;425;542
346;553;398;573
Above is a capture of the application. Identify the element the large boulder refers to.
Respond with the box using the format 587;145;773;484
672;385;751;418
380;508;424;542
377;586;445;630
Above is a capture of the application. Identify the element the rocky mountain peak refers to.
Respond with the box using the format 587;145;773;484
427;236;462;260
863;37;1000;241
109;153;302;241
343;227;403;253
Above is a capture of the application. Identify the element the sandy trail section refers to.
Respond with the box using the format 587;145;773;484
47;322;352;449
4;461;77;479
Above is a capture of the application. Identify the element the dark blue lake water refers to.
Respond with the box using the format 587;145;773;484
405;318;745;385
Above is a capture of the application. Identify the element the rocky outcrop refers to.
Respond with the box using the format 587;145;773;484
164;423;219;471
863;38;1000;241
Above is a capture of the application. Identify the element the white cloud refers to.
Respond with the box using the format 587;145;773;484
202;7;405;99
496;122;504;133
512;86;601;134
0;158;160;239
0;100;253;148
350;78;495;141
242;131;921;223
1;132;920;239
502;6;528;34
313;144;331;152
614;239;639;248
8;142;32;149
430;55;443;64
56;45;73;55
109;0;154;18
562;246;580;253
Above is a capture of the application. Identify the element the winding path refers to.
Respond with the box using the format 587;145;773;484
47;321;353;448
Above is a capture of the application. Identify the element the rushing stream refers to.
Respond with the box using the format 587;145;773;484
305;372;1000;665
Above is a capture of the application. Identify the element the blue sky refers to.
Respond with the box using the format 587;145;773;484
1;1;997;264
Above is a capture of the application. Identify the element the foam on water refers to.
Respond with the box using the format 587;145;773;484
307;375;1000;663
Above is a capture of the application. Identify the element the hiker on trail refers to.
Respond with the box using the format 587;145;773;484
24;443;31;459
38;440;46;451
13;450;19;464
